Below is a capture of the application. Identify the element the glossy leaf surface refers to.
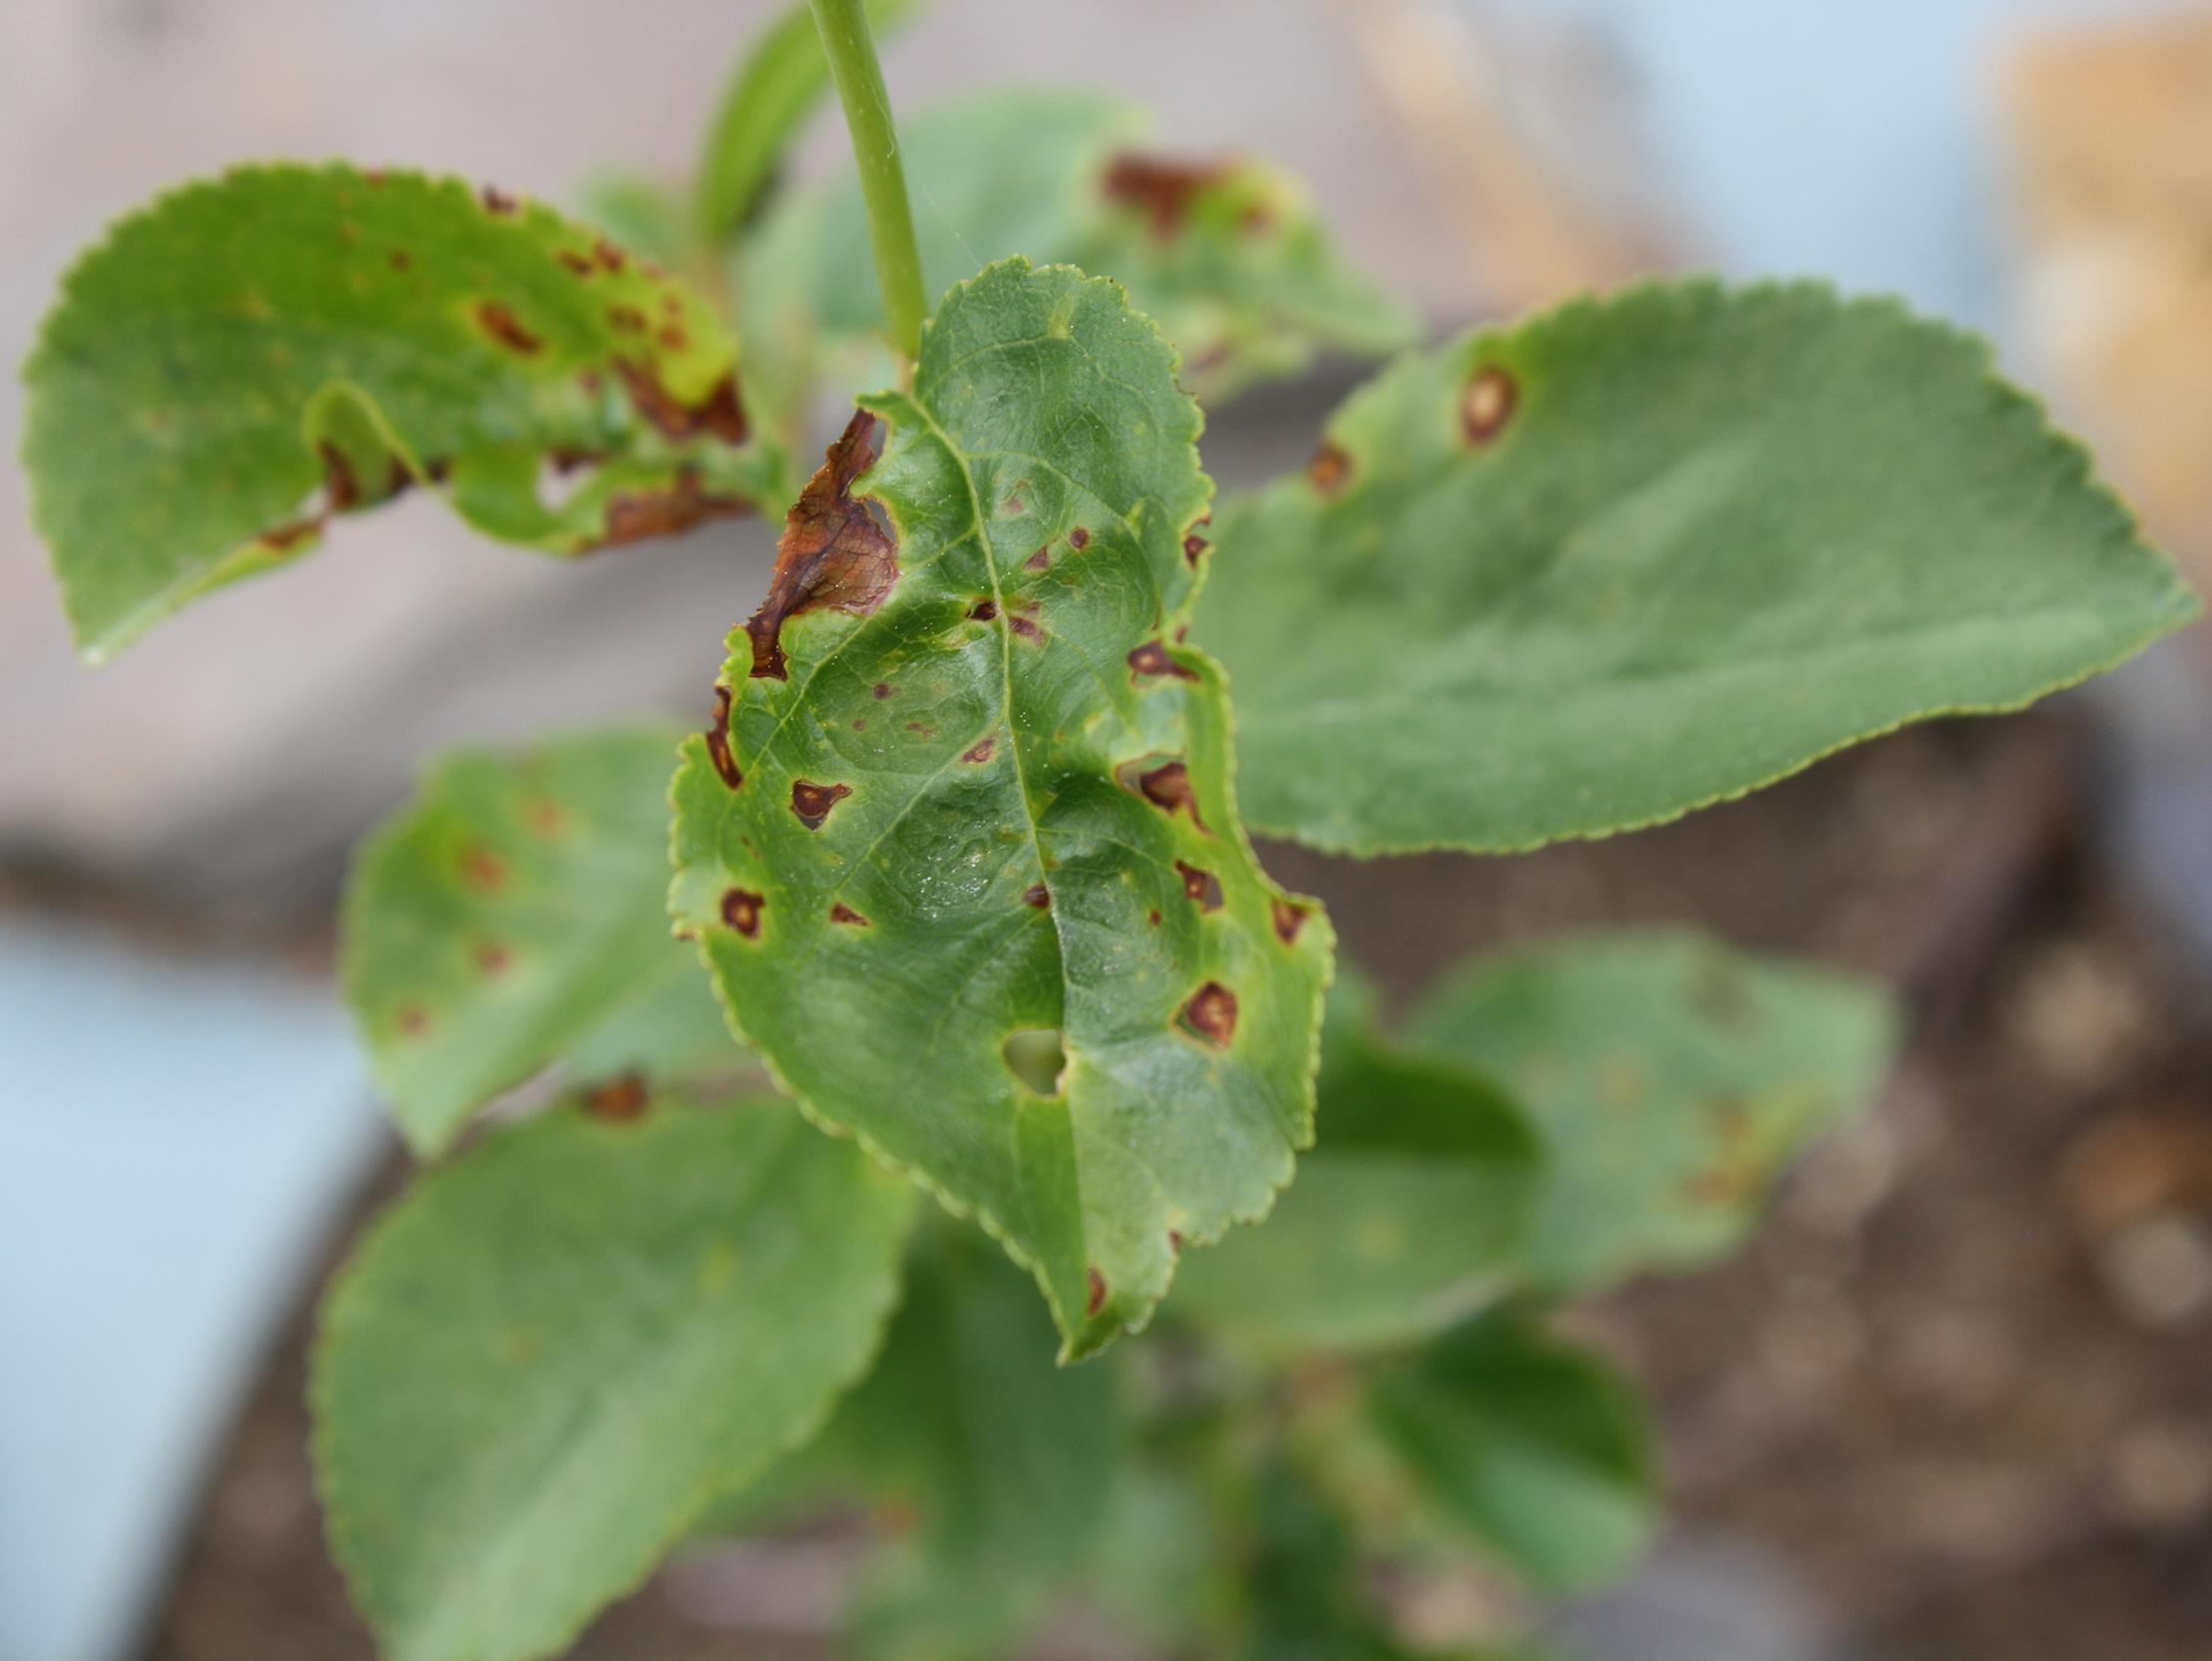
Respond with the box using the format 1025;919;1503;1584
1197;281;2199;854
671;258;1333;1357
314;1098;914;1661
25;164;779;659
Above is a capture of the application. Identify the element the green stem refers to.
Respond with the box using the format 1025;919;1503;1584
809;0;926;365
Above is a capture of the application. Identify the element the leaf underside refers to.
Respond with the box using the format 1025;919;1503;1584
672;257;1333;1359
24;162;780;660
742;89;1415;410
344;726;737;1155
1197;279;2200;856
1410;931;1897;1294
313;1097;914;1661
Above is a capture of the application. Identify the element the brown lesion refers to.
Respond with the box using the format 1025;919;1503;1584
1462;365;1518;444
829;902;871;927
1068;526;1091;550
704;685;742;791
961;736;997;764
744;411;899;681
1270;899;1310;945
458;846;508;892
1175;860;1224;912
614;362;749;445
473;941;512;975
1024;547;1051;572
1308;441;1353;495
790;779;853;829
1086;1266;1109;1316
1182;532;1210;566
480;184;519;215
1178;981;1240;1048
584;1072;650;1123
476;300;543;356
1102;153;1233;238
1128;641;1200;684
721;887;765;939
1121;758;1209;832
1024;884;1052;910
968;599;999;622
593;469;749;549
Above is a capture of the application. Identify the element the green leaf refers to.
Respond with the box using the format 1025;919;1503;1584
1171;976;1543;1350
1195;280;2199;855
693;0;920;242
744;89;1415;406
313;1097;915;1661
1368;1314;1655;1592
670;257;1333;1358
24;163;781;660
1409;932;1897;1295
785;1224;1123;1660
344;726;740;1155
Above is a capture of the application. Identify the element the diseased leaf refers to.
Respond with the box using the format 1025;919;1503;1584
1196;280;2199;855
671;257;1333;1358
744;89;1415;408
1409;932;1896;1295
313;1097;915;1661
1368;1313;1655;1592
24;163;781;660
344;726;740;1154
694;0;919;242
718;1223;1121;1661
1171;975;1542;1350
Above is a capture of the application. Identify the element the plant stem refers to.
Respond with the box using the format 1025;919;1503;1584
809;0;926;366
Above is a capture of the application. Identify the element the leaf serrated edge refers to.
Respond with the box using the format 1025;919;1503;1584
308;1098;916;1661
1225;273;2202;860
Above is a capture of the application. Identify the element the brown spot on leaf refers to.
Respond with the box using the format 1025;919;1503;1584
704;686;742;790
1175;860;1224;911
873;682;894;699
790;779;853;829
1024;884;1051;910
1182;532;1209;566
1169;1230;1185;1253
1148;909;1163;927
1068;526;1091;550
396;1003;430;1038
1308;441;1352;495
829;902;871;927
1128;641;1199;683
459;846;507;892
1025;547;1051;572
257;517;322;554
904;721;936;736
1125;760;1208;831
968;600;999;622
556;249;594;276
656;324;688;352
524;798;568;837
720;888;764;938
389;249;414;273
1270;899;1310;945
1103;152;1232;238
744;411;898;680
962;736;997;764
481;184;519;215
594;469;749;548
585;1073;650;1123
1179;981;1240;1048
474;941;511;975
594;238;627;272
1008;613;1044;642
1462;365;1517;443
476;300;542;355
614;363;749;445
1086;1266;1109;1316
606;303;649;335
